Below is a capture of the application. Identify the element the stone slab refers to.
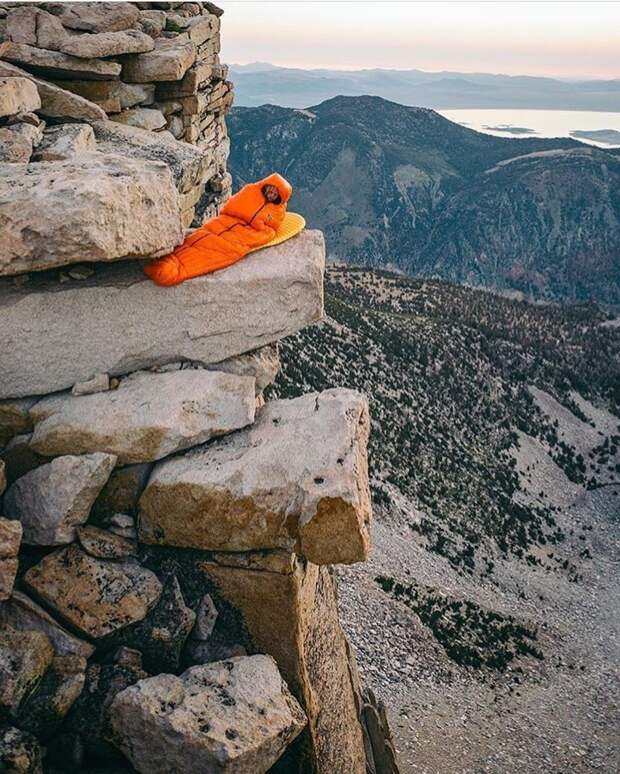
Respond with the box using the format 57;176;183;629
0;41;121;80
0;231;325;399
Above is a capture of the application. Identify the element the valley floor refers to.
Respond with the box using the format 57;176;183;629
337;482;620;774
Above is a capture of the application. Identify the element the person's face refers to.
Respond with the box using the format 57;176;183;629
264;184;280;203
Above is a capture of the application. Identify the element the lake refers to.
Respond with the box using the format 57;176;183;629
438;109;620;148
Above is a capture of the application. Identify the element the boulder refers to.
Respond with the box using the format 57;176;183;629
91;119;211;193
140;389;372;565
0;60;107;121
123;36;196;82
90;463;152;523
0;517;21;601
0;592;94;659
24;544;162;639
0;726;43;774
111;655;307;774
0;628;54;716
104;574;195;674
5;6;68;50
0;123;38;163
0;152;183;278
16;655;86;740
0;76;39;117
46;2;140;34
30;370;256;465
0;41;122;80
31;122;96;161
110;106;167;131
0;231;325;399
60;29;154;59
204;556;368;773
4;452;116;546
76;525;136;560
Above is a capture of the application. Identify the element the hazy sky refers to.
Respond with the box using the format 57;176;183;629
219;1;620;79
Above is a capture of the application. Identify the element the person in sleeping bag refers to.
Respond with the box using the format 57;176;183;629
144;172;293;286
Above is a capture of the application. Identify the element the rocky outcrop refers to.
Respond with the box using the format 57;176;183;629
0;3;392;771
139;389;371;564
29;370;256;465
110;655;307;774
0;231;325;398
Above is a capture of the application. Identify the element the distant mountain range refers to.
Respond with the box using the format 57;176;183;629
227;95;620;304
229;62;620;111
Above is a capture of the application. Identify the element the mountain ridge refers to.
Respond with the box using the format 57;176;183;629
228;95;620;303
229;63;620;111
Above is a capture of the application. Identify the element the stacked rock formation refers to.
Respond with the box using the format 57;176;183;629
0;3;397;773
0;0;232;227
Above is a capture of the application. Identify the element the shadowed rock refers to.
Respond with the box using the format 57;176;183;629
0;592;94;659
0;60;107;121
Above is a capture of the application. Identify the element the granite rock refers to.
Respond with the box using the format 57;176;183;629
4;452;116;546
111;655;307;774
24;544;162;639
30;370;256;465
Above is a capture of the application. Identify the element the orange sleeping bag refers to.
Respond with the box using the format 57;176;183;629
144;173;293;286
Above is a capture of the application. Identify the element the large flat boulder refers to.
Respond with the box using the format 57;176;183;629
0;41;122;80
110;655;306;774
0;231;325;399
59;29;154;59
4;452;116;546
139;389;372;565
29;370;256;465
0;60;106;121
0;152;183;278
24;544;162;639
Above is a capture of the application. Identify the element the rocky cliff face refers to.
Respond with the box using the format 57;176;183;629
228;96;620;304
0;5;394;773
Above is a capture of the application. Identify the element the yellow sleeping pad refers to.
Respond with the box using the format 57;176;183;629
248;211;306;253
